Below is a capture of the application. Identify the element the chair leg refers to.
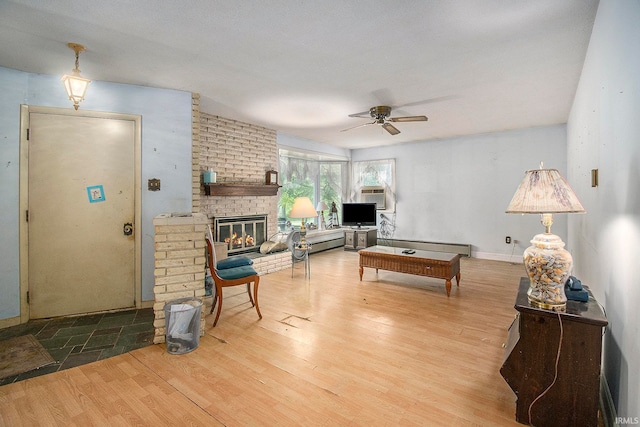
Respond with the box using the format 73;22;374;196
210;286;218;314
246;282;255;306
253;276;262;319
212;285;223;327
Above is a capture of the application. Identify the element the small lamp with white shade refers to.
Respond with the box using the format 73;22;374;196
316;201;328;230
289;197;318;248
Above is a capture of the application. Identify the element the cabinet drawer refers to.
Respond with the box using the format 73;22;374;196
344;232;354;246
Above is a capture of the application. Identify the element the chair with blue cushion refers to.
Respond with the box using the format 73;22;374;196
205;226;261;327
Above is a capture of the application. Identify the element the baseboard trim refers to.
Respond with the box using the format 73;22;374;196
473;251;523;263
600;374;617;427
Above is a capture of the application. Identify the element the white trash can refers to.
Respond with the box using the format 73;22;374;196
164;297;202;354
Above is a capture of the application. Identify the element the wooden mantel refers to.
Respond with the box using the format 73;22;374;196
204;183;280;196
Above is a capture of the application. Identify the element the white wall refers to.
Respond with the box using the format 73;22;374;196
567;0;640;417
352;125;569;261
0;67;192;322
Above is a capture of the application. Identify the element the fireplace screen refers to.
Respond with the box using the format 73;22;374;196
214;215;267;255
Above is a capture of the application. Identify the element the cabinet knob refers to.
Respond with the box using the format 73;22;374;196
501;343;506;348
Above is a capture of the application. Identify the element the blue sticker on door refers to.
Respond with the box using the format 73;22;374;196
87;185;106;203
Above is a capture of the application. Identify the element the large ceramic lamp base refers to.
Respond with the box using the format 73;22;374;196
523;232;571;311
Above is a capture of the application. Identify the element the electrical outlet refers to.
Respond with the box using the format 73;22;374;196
505;236;511;244
148;178;161;191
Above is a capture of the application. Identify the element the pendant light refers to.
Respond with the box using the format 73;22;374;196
61;43;91;110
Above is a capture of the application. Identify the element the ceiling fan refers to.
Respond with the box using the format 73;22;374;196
342;105;428;135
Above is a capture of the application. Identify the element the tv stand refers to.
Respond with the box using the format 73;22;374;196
344;228;377;251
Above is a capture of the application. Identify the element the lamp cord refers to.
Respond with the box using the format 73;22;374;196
528;310;563;426
509;241;518;264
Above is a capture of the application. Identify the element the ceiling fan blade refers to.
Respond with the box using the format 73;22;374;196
389;115;428;123
348;111;371;118
341;121;375;132
395;95;456;109
382;123;401;135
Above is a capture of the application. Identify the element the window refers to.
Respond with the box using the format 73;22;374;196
352;159;396;212
278;149;348;231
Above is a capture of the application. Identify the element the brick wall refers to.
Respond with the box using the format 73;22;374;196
252;251;292;275
152;213;208;344
197;113;279;239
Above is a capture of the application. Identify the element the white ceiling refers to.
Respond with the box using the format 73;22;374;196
0;0;599;149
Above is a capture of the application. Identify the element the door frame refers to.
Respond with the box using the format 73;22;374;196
19;105;142;322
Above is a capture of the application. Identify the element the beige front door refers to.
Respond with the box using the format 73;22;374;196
26;108;140;318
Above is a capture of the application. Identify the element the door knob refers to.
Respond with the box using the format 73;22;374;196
123;223;134;236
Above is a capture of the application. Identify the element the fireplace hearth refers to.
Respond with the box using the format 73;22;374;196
214;215;268;255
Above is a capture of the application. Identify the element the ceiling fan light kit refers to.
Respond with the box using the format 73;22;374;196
369;105;392;119
344;105;429;135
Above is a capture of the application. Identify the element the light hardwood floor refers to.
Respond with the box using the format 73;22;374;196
0;249;525;426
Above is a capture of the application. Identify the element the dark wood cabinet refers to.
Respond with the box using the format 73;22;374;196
501;277;607;426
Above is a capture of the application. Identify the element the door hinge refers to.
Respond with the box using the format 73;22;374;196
26;128;29;141
26;291;30;304
26;210;29;222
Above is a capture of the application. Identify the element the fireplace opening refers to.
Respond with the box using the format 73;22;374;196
214;215;268;255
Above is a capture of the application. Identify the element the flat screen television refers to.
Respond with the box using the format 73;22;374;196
342;203;377;228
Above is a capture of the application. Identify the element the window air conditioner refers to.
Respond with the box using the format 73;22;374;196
360;186;386;210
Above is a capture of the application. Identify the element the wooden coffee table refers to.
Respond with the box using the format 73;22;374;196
359;245;461;296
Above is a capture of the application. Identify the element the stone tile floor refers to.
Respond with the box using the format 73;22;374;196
0;308;154;386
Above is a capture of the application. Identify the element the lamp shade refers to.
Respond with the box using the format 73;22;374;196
290;197;318;219
61;73;91;109
316;201;328;212
506;168;585;214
